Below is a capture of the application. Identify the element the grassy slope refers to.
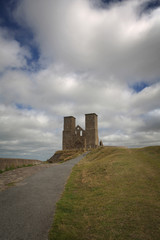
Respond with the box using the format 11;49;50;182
49;146;160;240
48;150;84;163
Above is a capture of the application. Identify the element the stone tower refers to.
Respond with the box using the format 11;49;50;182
62;116;75;150
85;113;99;149
62;113;99;150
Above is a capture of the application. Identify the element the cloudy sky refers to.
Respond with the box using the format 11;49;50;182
0;0;160;160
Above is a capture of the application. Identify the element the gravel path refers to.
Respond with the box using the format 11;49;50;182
0;163;56;192
0;153;87;240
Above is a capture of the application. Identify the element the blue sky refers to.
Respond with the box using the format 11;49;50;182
0;0;160;160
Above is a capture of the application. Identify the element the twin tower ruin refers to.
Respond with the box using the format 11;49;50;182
63;113;99;150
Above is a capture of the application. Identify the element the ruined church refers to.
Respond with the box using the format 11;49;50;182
62;113;99;150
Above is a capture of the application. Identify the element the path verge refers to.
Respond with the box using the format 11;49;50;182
0;153;87;240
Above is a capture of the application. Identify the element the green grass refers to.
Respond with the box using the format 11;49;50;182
49;146;160;240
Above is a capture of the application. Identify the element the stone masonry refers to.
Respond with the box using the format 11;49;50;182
62;113;99;150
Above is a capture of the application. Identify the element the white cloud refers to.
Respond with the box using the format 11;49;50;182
0;64;160;159
131;83;160;113
0;0;160;159
14;0;160;82
0;104;60;160
0;27;29;72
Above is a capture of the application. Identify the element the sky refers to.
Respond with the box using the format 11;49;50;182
0;0;160;160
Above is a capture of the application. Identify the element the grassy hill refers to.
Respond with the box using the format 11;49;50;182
49;146;160;240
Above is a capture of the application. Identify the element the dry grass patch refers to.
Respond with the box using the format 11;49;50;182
49;146;160;240
48;150;84;163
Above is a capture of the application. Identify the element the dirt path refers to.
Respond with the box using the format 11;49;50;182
0;153;87;240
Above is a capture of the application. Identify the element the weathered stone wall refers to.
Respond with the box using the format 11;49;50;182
63;131;75;149
63;113;99;150
63;116;75;131
85;113;99;149
0;158;42;170
74;125;86;150
63;116;76;150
